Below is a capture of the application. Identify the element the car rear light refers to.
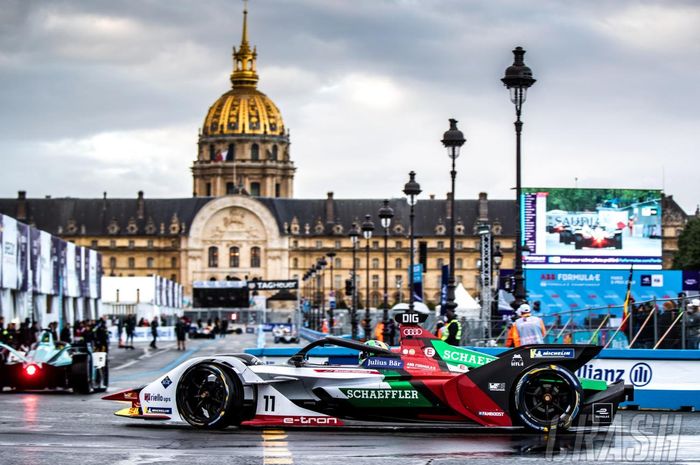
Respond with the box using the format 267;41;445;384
25;365;38;376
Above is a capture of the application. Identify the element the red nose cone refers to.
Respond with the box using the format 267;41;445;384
25;365;38;376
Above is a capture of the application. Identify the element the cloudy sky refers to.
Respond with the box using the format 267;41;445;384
1;0;698;213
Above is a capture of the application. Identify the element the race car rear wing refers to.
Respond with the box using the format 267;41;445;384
0;342;29;364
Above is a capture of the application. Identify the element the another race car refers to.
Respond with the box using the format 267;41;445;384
574;225;623;249
272;325;299;344
104;313;632;432
0;330;109;393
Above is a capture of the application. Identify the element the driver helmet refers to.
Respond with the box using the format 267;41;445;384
359;339;390;364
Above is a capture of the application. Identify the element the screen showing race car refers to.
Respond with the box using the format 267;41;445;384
521;187;662;269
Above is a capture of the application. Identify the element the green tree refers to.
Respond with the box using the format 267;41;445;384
673;218;700;269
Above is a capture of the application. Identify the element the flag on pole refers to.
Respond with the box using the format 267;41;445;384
220;150;228;161
619;265;634;333
215;151;224;162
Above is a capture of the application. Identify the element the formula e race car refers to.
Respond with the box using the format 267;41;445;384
272;325;299;344
574;225;623;250
0;330;108;393
104;313;632;432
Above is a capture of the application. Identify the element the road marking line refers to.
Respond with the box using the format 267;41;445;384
112;360;139;371
262;429;293;465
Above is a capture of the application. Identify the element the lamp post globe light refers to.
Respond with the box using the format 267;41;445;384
348;223;360;339
501;46;536;309
326;251;336;335
441;119;466;316
361;214;375;340
378;199;394;343
402;171;421;312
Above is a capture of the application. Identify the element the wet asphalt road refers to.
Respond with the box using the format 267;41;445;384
1;334;699;465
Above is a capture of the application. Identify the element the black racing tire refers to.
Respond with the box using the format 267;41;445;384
574;236;583;250
71;353;92;394
176;362;242;429
93;356;109;393
513;365;582;432
235;328;243;335
614;234;622;249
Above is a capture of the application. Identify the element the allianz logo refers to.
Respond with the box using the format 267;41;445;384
576;362;652;387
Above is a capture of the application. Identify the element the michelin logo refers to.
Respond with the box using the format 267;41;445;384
530;348;575;359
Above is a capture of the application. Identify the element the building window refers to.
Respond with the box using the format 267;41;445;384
251;247;261;268
147;257;154;268
315;240;322;249
109;257;116;269
456;241;463;250
91;240;98;248
456;275;463;284
395;258;403;269
334;275;342;291
171;238;178;247
371;258;380;269
355;258;361;268
372;275;380;289
334;240;342;249
208;246;218;268
206;182;212;196
229;246;240;268
437;241;444;250
292;257;299;268
437;258;445;268
334;257;341;268
128;257;135;269
292;240;299;248
395;241;403;249
372;241;379;249
147;239;154;249
226;143;235;161
250;182;260;196
251;143;259;161
110;240;116;248
209;144;216;161
371;293;380;308
171;257;177;268
226;182;235;194
275;183;281;197
128;240;135;249
271;145;278;160
456;258;464;269
171;274;177;282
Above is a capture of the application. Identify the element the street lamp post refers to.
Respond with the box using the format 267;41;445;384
492;244;503;340
403;172;421;312
348;223;360;339
309;267;317;329
317;257;327;331
326;251;336;335
361;215;375;340
441;119;466;315
378;200;394;343
501;46;536;309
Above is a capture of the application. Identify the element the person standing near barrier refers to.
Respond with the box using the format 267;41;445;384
125;315;135;349
441;309;462;346
175;316;187;351
150;316;159;349
506;304;545;347
685;299;700;350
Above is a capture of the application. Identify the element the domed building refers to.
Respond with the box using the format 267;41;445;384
192;8;294;198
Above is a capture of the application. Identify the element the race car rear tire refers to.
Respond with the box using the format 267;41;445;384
513;365;582;432
70;353;92;394
176;362;242;429
574;236;583;249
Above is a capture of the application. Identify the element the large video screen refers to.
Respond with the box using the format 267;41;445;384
522;188;662;269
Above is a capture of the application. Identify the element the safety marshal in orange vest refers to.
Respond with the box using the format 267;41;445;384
506;304;545;347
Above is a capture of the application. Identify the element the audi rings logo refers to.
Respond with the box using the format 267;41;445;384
403;328;422;337
629;362;652;387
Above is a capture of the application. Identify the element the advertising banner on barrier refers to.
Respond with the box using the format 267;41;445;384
2;215;18;290
526;269;686;324
88;249;98;298
30;227;41;292
522;188;662;269
65;242;79;297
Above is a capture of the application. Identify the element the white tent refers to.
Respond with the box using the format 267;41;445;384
390;301;431;314
436;283;481;320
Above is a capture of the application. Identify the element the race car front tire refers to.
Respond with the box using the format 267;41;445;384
176;362;242;429
513;365;582;432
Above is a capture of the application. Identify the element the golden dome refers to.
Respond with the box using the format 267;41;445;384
202;6;285;138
